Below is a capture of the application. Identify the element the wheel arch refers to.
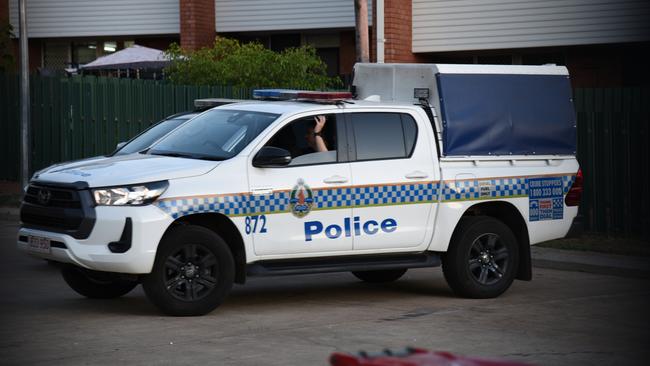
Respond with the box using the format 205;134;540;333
454;201;532;281
166;213;247;284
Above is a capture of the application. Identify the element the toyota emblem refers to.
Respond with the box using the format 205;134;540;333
37;188;52;205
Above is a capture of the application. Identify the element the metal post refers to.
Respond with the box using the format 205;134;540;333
376;0;384;63
354;0;369;63
19;0;30;191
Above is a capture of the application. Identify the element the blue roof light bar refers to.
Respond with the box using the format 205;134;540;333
252;89;299;100
253;89;354;102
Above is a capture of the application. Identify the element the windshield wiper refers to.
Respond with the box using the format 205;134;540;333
149;151;224;161
193;155;225;161
150;151;195;158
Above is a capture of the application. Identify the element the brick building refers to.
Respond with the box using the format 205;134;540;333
5;0;650;86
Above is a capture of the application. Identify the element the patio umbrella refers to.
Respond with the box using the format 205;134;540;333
80;45;171;70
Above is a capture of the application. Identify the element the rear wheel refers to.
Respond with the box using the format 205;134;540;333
142;225;234;316
352;269;407;283
61;265;138;299
442;216;519;298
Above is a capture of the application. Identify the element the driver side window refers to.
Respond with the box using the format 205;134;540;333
265;114;337;166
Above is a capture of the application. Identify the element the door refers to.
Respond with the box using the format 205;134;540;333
247;112;353;256
346;111;437;251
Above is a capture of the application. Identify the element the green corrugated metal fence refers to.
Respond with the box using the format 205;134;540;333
1;73;648;237
0;73;21;182
0;74;254;180
574;88;650;238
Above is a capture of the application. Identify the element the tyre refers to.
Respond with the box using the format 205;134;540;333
352;269;407;283
142;225;235;316
61;265;139;299
442;216;519;298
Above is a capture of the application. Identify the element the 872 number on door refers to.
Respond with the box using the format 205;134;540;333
245;215;267;234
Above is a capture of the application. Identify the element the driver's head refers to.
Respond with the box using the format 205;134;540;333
305;126;316;147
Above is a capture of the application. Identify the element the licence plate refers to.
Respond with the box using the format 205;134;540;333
28;235;51;254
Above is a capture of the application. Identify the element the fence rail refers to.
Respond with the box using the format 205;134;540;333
1;74;648;237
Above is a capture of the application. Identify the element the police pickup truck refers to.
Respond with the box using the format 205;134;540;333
18;63;583;316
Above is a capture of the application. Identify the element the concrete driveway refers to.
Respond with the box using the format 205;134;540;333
1;220;648;366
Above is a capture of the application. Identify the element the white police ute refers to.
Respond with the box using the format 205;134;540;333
18;63;583;316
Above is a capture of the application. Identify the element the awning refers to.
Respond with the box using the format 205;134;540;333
80;45;171;70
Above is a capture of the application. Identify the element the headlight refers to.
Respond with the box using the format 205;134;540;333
93;181;169;206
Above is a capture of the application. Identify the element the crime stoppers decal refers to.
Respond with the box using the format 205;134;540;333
527;177;564;221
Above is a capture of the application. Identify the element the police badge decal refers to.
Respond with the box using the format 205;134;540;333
289;178;314;218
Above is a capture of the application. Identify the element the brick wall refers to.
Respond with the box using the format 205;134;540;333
179;0;215;51
382;0;422;63
11;39;41;71
339;30;356;75
0;0;8;22
370;0;423;63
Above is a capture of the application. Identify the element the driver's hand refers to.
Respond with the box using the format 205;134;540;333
314;115;326;133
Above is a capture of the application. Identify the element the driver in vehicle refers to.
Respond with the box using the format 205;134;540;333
305;115;329;152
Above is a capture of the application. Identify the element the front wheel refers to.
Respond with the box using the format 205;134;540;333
442;216;519;298
142;225;234;316
61;265;139;299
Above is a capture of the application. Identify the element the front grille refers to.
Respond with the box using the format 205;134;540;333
20;183;96;239
24;185;81;208
21;212;80;230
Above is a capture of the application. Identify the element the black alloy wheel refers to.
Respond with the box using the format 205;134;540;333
61;265;139;299
163;243;219;302
467;233;510;286
142;225;234;316
442;216;519;299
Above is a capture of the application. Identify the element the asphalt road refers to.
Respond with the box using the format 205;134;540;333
1;220;648;366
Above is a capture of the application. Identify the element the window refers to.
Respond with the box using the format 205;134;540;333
73;42;98;66
265;114;337;166
103;41;117;54
150;109;278;161
114;116;194;156
315;48;340;77
350;113;417;161
43;42;70;72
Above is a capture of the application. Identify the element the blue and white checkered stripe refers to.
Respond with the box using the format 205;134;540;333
314;187;355;209
156;194;266;219
156;182;438;219
155;175;576;219
441;178;528;201
562;175;576;194
344;182;438;208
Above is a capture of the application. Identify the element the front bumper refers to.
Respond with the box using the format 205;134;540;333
17;205;173;274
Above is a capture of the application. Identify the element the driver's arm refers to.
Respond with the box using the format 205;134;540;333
313;115;328;152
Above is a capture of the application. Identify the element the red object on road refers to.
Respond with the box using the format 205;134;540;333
330;348;536;366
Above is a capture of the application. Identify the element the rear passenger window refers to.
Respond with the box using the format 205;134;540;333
350;113;417;161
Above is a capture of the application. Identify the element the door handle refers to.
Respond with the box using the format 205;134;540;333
405;171;429;179
251;187;273;195
323;175;348;184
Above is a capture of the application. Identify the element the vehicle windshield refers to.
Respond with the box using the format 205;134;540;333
149;109;279;161
114;116;194;156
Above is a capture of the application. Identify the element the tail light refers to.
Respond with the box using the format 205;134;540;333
565;168;583;206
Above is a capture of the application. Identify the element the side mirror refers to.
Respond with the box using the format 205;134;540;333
115;141;127;150
253;146;292;167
